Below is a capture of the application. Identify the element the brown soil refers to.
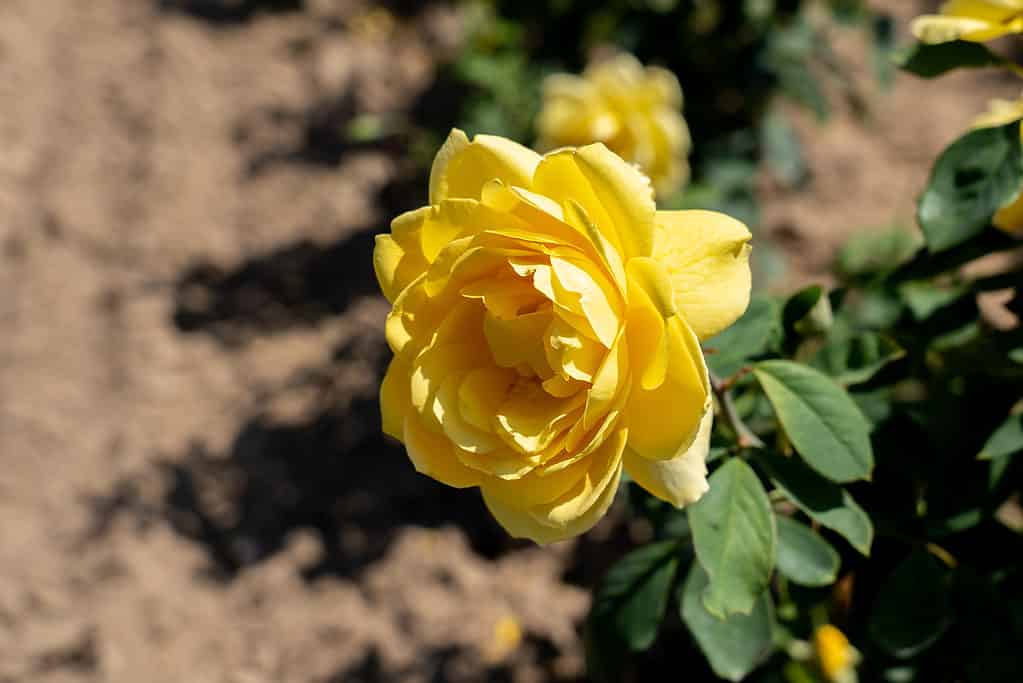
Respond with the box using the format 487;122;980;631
0;1;1014;682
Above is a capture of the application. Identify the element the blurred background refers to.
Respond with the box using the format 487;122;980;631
0;1;1015;681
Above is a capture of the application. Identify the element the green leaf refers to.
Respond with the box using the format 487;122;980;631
754;360;874;482
898;280;970;320
775;515;840;587
588;541;680;653
812;326;905;386
705;294;783;377
890;227;1019;282
918;122;1023;252
680;563;774;682
894;40;1008;79
762;110;807;188
869;550;954;658
783;285;828;336
688;459;776;617
978;413;1023;461
836;226;920;279
756;450;873;555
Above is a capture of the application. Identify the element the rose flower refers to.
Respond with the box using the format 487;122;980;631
374;130;751;543
536;53;691;199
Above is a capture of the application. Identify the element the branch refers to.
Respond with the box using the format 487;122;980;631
709;369;765;450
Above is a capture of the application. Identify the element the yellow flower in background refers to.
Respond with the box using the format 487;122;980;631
814;625;858;683
973;94;1023;234
911;1;1023;44
536;54;692;199
374;130;751;544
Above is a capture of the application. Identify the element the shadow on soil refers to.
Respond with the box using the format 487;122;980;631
157;0;305;24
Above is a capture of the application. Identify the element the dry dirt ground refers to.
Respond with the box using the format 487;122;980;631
0;1;1016;682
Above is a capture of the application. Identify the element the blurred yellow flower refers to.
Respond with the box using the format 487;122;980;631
973;93;1023;234
374;130;751;543
912;1;1023;44
814;624;858;683
536;54;691;198
484;614;522;663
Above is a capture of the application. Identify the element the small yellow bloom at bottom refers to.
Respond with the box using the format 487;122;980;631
484;614;523;663
814;625;857;683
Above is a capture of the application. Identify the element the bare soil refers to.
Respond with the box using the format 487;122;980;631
0;1;1014;682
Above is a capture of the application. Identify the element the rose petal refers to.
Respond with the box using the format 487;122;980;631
654;209;752;341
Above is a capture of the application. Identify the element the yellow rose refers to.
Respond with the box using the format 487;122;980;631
972;94;1023;234
813;624;858;683
374;130;751;543
536;53;691;199
912;0;1023;44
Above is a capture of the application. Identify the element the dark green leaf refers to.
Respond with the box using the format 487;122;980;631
588;541;680;653
756;450;873;555
812;326;905;386
688;459;776;617
931;320;982;351
917;122;1023;252
775;515;841;586
870;551;953;658
705;295;783;377
889;227;1019;282
754;360;874;482
894;40;1008;79
680;563;774;682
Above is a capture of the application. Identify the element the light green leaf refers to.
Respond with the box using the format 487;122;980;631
688;459;776;617
762;110;807;188
680;563;774;682
755;360;874;482
588;541;680;653
836;226;920;279
705;294;783;377
869;551;953;658
775;515;840;587
756;450;873;555
918;122;1023;252
978;413;1023;461
783;285;830;337
898;280;970;320
894;40;1009;79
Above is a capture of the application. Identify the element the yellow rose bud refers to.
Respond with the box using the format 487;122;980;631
813;624;859;683
972;94;1023;235
912;1;1023;45
374;129;751;544
536;53;692;199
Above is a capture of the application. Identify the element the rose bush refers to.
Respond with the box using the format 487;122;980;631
536;54;692;198
374;129;751;543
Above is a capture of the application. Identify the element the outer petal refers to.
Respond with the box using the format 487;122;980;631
375;207;432;303
380;355;412;440
624;315;708;460
623;404;711;508
654;209;752;341
429;129;541;204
